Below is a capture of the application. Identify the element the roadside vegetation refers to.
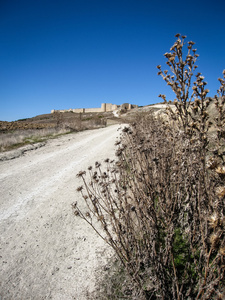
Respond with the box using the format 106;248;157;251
74;34;225;299
0;127;70;152
0;111;110;152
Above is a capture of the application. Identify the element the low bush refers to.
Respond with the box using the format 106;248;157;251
74;35;225;299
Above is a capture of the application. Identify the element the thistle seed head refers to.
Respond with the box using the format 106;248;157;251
76;171;86;177
215;166;225;175
219;246;225;256
85;212;91;218
216;186;225;199
210;232;220;249
115;140;121;146
209;213;219;229
169;56;175;62
76;186;83;192
122;127;130;133
206;157;219;170
95;161;101;168
71;201;77;208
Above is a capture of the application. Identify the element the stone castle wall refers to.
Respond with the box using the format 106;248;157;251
51;103;137;114
83;107;103;113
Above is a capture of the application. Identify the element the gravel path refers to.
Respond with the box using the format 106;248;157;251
0;125;122;299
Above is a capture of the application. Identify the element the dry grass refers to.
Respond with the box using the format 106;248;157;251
0;128;70;152
0;113;110;152
74;35;225;299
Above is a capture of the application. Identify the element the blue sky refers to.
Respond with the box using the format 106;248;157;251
0;0;225;121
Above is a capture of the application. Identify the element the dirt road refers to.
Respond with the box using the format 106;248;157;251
0;125;122;299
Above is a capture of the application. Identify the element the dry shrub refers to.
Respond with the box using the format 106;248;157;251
54;111;107;131
0;127;69;152
1;113;107;152
74;35;225;299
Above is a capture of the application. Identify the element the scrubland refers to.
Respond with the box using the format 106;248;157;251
0;112;109;152
75;35;225;299
0;127;69;152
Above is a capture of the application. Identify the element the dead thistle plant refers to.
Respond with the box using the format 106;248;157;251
73;35;225;299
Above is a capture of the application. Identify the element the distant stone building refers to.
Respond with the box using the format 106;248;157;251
51;103;138;114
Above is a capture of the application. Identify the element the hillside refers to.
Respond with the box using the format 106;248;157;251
0;110;122;132
0;100;220;153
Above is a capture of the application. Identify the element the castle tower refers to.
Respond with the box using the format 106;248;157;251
101;103;106;112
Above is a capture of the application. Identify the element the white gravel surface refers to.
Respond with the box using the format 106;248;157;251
0;125;122;299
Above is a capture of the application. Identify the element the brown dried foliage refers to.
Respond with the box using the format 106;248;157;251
74;35;225;299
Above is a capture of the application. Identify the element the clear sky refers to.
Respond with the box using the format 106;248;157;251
0;0;225;121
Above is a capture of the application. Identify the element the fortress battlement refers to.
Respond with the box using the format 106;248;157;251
51;103;137;114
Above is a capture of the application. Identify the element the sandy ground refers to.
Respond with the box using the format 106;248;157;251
0;125;123;300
